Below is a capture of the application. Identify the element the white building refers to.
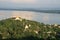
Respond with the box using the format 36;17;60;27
25;25;29;29
15;17;22;21
54;24;58;26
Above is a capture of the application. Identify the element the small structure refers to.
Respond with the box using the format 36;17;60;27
54;24;58;27
25;25;29;29
15;16;22;21
24;25;29;31
58;26;60;28
34;30;38;34
15;17;20;20
29;24;31;27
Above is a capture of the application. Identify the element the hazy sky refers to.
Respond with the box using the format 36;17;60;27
0;0;60;9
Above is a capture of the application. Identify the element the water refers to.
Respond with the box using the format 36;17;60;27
0;10;60;24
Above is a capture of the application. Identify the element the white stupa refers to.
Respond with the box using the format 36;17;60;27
29;24;31;27
58;26;60;28
25;25;29;29
54;24;58;26
24;25;29;31
15;17;20;20
14;16;22;21
34;30;38;34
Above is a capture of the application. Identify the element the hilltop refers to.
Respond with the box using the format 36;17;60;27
0;17;60;40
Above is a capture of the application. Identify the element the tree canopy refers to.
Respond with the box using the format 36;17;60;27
0;17;60;40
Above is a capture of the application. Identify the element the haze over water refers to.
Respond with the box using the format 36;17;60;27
0;10;60;24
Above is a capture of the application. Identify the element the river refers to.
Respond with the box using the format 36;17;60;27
0;10;60;24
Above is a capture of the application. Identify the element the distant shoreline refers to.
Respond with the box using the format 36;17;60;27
0;9;60;13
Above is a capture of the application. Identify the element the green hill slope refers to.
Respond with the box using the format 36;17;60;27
0;17;60;40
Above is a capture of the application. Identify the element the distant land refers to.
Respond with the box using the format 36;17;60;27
0;8;60;13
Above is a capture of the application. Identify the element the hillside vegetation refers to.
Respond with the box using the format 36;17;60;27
0;17;60;40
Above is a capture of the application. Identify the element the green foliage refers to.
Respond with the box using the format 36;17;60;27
0;17;60;40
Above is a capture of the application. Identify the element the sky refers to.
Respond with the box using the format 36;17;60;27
0;0;60;9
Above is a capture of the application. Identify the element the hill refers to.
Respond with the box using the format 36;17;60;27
0;17;60;40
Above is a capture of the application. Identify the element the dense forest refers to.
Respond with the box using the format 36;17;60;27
0;17;60;40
